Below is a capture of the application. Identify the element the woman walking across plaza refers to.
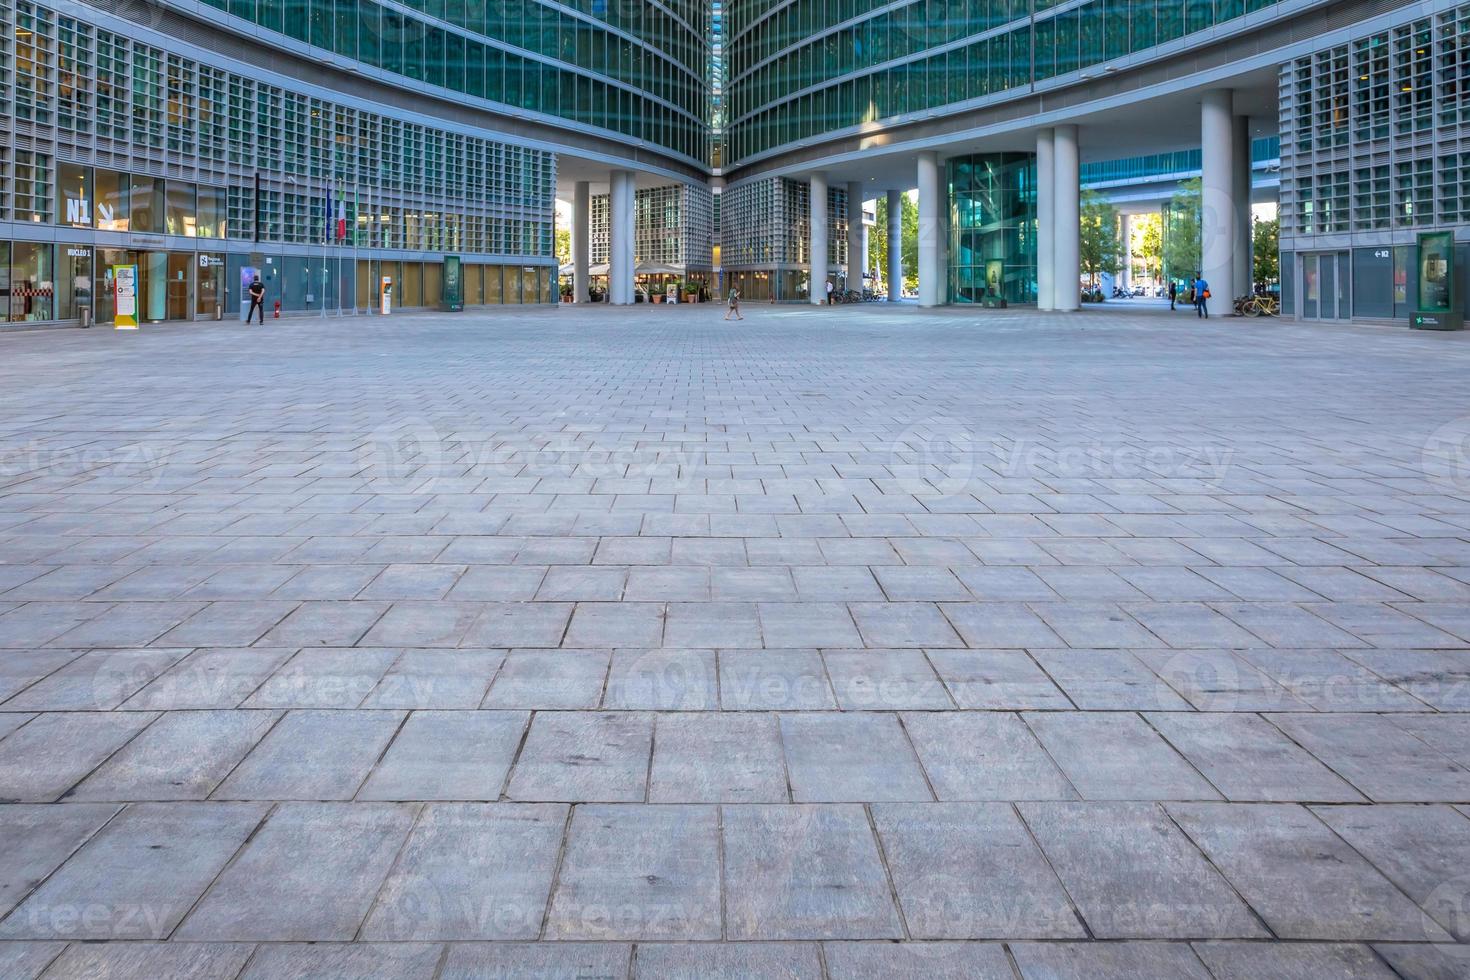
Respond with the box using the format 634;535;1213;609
724;286;743;320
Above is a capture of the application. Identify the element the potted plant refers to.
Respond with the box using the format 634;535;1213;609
560;283;573;303
683;281;699;304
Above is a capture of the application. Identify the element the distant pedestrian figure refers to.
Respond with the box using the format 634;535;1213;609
724;287;743;321
1194;274;1210;318
1168;281;1177;310
824;278;834;305
247;277;266;324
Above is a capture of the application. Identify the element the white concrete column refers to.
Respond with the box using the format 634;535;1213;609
1117;212;1131;293
1053;124;1080;312
1036;128;1055;310
886;188;903;301
809;172;828;305
846;181;864;291
608;170;635;305
1232;113;1253;296
572;180;590;303
917;151;942;307
1200;89;1236;307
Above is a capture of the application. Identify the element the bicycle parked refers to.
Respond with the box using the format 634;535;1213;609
1233;294;1280;317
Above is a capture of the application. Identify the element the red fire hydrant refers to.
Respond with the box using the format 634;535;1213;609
273;300;281;319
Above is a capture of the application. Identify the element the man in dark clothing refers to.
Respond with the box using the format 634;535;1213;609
1168;281;1177;310
247;277;266;324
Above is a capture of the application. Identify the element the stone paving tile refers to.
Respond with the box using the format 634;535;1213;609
1390;713;1470;769
36;942;255;980
718;649;834;710
778;713;931;802
361;649;505;708
439;942;630;980
1024;712;1221;801
926;649;1071;709
1311;804;1470;941
176;802;417;940
823;941;1012;979
1267;713;1470;802
212;709;404;800
547;804;720;940
358;710;528;801
1234;648;1429;711
1;649;190;711
0;802;267;940
1029;649;1191;710
361;803;565;940
236;943;442;980
604;648;717;710
722;804;902;940
69;710;280;801
1009;941;1215;979
649;712;787;802
902;711;1076;801
1370;943;1470;979
1170;802;1450;940
1339;649;1470;710
241;647;400;709
872;802;1083;938
1139;649;1311;711
1145;712;1365;803
480;649;610;709
0;650;85;704
1191;941;1398;979
120;648;296;710
0;712;156;802
822;650;953;709
505;712;653;802
634;942;821;979
0;804;120;918
1018;802;1265;939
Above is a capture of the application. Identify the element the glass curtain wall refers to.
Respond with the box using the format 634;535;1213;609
947;153;1037;305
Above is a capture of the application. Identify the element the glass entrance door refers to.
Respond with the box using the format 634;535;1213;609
1301;252;1351;321
166;252;193;321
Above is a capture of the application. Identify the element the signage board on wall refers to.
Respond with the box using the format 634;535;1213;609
113;264;139;329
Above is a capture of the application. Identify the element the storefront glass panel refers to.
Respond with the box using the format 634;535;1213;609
95;169;130;231
166;252;193;320
10;242;56;321
58;162;93;228
947;152;1038;305
0;244;10;320
424;261;442;307
130;176;165;234
165;183;198;237
401;263;422;307
97;249;132;324
505;266;523;303
485;265;503;303
197;253;226;317
59;246;93;320
465;264;483;305
196;186;226;239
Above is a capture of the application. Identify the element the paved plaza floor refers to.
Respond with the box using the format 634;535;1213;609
0;302;1469;978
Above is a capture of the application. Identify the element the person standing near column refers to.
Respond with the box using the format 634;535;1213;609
1194;273;1210;318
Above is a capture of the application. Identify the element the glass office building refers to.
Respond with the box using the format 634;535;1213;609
0;0;706;324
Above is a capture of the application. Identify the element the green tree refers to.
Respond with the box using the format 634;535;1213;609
1252;214;1279;288
1162;177;1202;282
1135;212;1164;283
554;227;571;267
870;192;920;297
1079;191;1121;291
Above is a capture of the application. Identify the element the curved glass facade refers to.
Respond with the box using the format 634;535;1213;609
724;0;1283;167
193;0;710;164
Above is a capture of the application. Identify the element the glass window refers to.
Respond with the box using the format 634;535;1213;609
197;185;226;238
165;181;197;236
58;245;92;320
57;161;92;226
10;241;55;321
130;174;164;233
95;168;130;230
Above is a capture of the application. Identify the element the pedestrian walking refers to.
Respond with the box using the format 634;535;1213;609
246;276;266;324
1194;273;1210;318
724;286;743;320
824;278;834;305
1168;280;1177;310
